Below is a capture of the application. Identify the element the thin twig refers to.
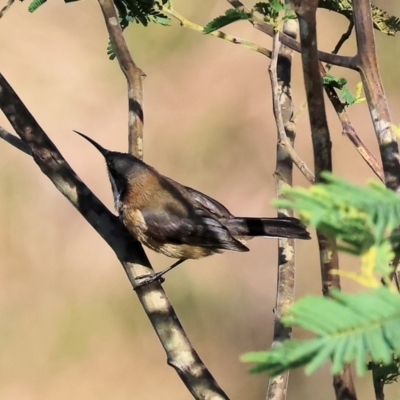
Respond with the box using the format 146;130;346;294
163;4;271;57
267;21;297;400
226;0;357;69
326;19;354;69
278;138;315;183
0;126;30;154
98;0;145;158
372;368;385;400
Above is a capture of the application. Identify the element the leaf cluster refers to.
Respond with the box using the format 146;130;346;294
242;287;400;376
318;0;400;36
242;175;400;379
323;74;365;106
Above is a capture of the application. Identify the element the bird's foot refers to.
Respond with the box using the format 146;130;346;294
134;272;165;289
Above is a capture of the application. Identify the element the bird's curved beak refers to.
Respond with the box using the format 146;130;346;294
73;130;109;157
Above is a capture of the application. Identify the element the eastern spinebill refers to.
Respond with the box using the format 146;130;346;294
74;131;311;287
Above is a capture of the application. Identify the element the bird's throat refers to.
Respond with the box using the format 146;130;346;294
108;173;121;212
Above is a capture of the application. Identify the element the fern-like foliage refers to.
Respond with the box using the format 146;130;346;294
203;9;253;34
318;0;400;36
273;173;400;284
242;175;400;378
242;287;400;376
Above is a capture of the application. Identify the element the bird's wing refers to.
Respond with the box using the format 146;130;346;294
140;206;248;252
163;177;233;219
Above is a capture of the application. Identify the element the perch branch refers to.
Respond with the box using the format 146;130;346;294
0;74;229;400
97;2;229;397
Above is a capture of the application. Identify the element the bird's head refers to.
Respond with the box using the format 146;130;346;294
74;130;144;206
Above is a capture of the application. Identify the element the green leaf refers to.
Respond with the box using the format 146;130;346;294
339;86;357;105
204;9;253;34
28;0;46;12
322;73;347;89
242;287;400;376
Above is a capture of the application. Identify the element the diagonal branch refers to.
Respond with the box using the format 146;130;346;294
96;2;229;397
226;0;357;69
0;126;30;154
319;63;384;182
0;73;229;400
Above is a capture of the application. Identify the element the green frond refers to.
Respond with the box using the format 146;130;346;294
28;0;46;12
318;1;400;36
371;6;400;36
242;287;400;376
254;1;283;23
203;9;253;34
273;173;400;282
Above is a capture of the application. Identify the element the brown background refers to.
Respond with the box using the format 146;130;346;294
0;1;399;399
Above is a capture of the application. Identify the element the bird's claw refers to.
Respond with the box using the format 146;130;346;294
134;273;165;289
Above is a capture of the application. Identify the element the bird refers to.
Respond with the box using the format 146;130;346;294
74;131;311;287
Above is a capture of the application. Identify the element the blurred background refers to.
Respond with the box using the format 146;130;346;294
0;0;399;399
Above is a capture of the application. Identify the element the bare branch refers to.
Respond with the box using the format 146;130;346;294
98;0;145;158
0;74;229;400
267;21;296;400
292;1;357;398
352;0;400;191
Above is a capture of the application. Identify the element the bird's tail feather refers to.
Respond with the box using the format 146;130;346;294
227;217;311;240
